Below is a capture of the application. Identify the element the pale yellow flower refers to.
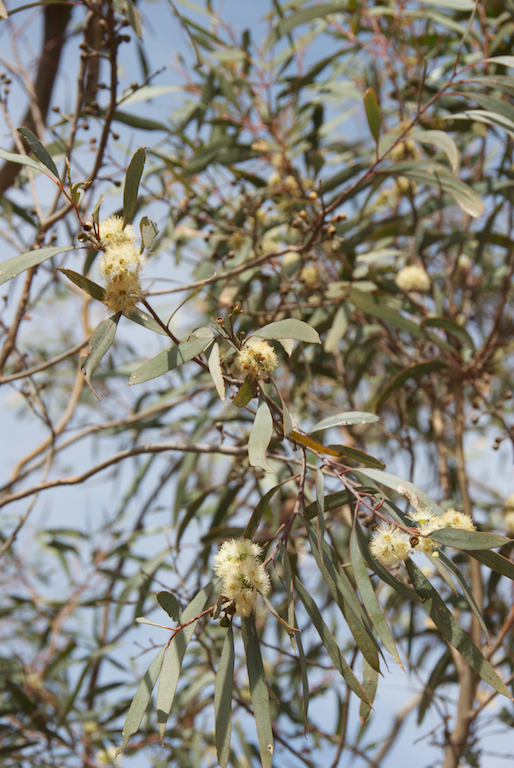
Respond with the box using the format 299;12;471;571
98;244;143;279
369;523;411;567
97;221;146;313
236;338;278;380
213;538;270;617
439;508;475;532
396;264;431;292
103;271;144;314
99;216;136;248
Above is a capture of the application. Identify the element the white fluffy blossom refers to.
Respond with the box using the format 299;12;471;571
213;538;270;617
99;215;136;248
236;338;278;380
98;217;145;313
396;264;431;292
370;523;411;568
439;508;475;532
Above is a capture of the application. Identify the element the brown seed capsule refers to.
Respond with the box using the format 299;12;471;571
333;212;347;222
409;536;419;547
77;232;87;242
308;191;318;200
216;316;224;325
327;224;337;236
299;209;307;219
83;221;94;232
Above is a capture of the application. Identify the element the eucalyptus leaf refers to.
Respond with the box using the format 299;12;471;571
242;615;274;768
0;246;74;286
17;127;59;177
156;581;215;742
248;398;274;474
253;319;321;344
406;560;511;699
215;624;234;768
130;330;213;385
123;147;146;227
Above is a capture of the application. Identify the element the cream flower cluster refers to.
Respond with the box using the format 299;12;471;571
98;216;145;313
370;508;476;568
396;264;431;292
236;338;278;380
213;538;271;617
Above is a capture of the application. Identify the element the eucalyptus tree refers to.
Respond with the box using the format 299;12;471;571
1;2;514;768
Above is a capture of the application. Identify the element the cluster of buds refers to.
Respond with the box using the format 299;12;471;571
213;538;271;617
370;508;476;568
98;216;145;313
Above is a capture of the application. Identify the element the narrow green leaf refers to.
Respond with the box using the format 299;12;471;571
324;304;349;353
436;549;488;639
409;129;460;172
310;411;379;433
91;194;104;225
430;529;511;551
386;160;484;218
0;246;74;286
364;87;381;143
485;56;514;68
265;1;347;50
261;593;298;635
356;468;445;517
123;306;168;335
406;559;512;699
156;581;214;742
349;288;426;339
244;484;282;539
359;657;378;725
59;268;105;302
303;518;380;671
111;109;171;132
130;330;213;385
232;376;256;407
0;146;54;176
422;316;475;351
120;0;142;38
374;360;450;411
304;489;356;519
253;319;321;344
248;398;274;474
157;591;180;621
177;487;215;547
80;314;120;398
293;574;372;705
416;0;474;9
17;127;59;177
215;624;234;768
350;524;402;665
316;469;325;549
208;343;226;404
139;216;159;253
242;615;274;768
116;645;166;756
470;549;514;581
123;147;146;227
418;650;452;725
328;445;386;469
